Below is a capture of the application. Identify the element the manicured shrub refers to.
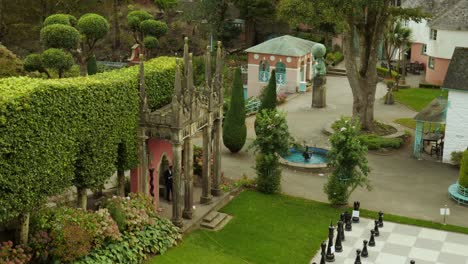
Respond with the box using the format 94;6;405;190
325;117;371;205
259;70;277;111
223;67;247;153
144;36;159;50
77;13;110;41
359;134;403;150
377;66;400;79
451;151;464;167
0;56;175;225
87;55;98;75
40;24;80;50
255;153;282;194
140;19;168;38
127;10;153;31
41;48;74;78
459;150;468;188
43;14;76;27
0;241;32;264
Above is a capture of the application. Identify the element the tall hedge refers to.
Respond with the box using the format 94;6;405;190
459;150;468;188
223;68;246;153
0;56;176;223
260;69;277;111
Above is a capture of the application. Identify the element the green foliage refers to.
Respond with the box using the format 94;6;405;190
0;241;32;264
451;151;464;167
326;51;344;66
223;68;247;153
30;207;121;262
193;145;203;176
43;14;77;27
0;44;24;78
77;13;110;41
155;0;179;10
0;57;175;224
87;55;98;75
255;153;282;194
42;48;74;78
141;20;168;38
40;24;80;50
459;150;468;188
23;53;45;73
393;88;448;111
359;134;403;150
259;70;277;112
127;10;153;31
144;36;159;50
325;117;371;205
75;219;181;264
377;66;400;78
252;110;290;194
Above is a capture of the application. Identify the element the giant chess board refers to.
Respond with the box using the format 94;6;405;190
309;218;468;264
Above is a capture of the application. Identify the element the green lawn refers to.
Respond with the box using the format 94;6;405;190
150;191;341;264
393;88;448;111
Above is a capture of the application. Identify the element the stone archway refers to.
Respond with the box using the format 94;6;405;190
158;154;170;200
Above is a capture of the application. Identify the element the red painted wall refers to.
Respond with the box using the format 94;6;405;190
130;138;173;210
425;57;450;85
410;43;428;67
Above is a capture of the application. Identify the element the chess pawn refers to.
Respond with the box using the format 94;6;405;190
328;222;335;248
374;220;380;237
369;230;376;247
338;220;345;241
320;242;326;264
378;211;384;228
361;240;369;258
335;224;343;252
354;249;362;264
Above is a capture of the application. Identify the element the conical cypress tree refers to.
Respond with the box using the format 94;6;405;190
260;69;277;111
223;67;247;153
87;55;98;75
459;150;468;188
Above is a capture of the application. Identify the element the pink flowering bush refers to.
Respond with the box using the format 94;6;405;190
276;92;287;105
0;241;32;264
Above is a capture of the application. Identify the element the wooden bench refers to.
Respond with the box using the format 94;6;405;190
448;182;468;205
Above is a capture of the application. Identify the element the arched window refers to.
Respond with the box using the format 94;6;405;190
258;60;270;82
275;62;286;85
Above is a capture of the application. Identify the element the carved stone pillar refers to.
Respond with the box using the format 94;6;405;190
138;127;149;194
182;137;194;219
171;142;183;227
211;118;222;196
312;76;327;108
201;124;212;204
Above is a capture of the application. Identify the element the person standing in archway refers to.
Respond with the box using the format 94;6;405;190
164;165;173;202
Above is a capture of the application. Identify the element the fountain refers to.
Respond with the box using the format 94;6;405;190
279;146;329;171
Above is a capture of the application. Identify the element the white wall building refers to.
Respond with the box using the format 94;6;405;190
442;47;468;163
403;0;468;85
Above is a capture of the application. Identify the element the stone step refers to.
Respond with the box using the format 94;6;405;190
203;211;219;223
329;67;347;73
201;212;228;229
327;71;347;77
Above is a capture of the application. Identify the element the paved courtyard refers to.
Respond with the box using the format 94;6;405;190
309;218;468;264
195;74;468;228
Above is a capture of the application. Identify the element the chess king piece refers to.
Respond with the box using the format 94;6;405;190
325;240;335;262
368;230;376;247
335;222;343;252
352;201;360;223
328;222;334;248
374;220;380;237
354;249;362;264
378;211;384;228
361;240;368;257
320;242;326;264
338;220;345;241
344;211;352;231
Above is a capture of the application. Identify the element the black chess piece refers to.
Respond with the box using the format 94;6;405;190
374;220;380;237
325;240;335;262
410;261;415;264
378;211;384;228
328;222;334;248
361;240;368;258
352;201;360;223
340;212;345;222
344;211;352;231
335;223;343;252
338;220;345;241
354;249;362;264
320;242;326;264
369;230;376;247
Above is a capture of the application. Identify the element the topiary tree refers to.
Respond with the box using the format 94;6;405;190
251;109;290;194
87;55;98;75
42;48;74;78
24;53;51;78
223;68;247;153
459;150;468;188
259;69;277;112
40;13;109;76
324;117;371;205
127;10;168;59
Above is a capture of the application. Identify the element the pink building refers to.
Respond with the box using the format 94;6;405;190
404;0;468;85
245;35;320;97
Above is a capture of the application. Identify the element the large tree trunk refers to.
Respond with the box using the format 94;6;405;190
343;5;388;131
77;187;88;209
244;18;256;47
16;213;30;245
